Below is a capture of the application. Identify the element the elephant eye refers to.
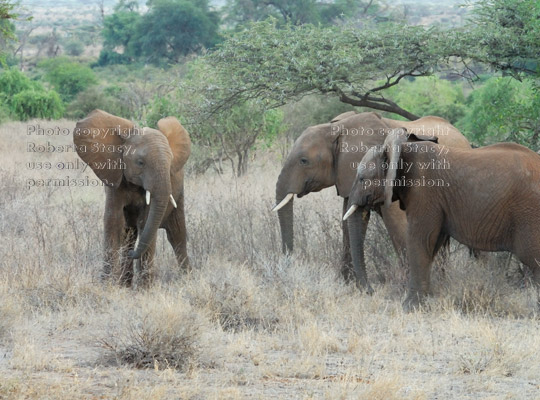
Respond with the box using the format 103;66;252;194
300;157;309;166
136;159;145;167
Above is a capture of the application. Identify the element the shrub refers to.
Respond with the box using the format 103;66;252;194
64;39;84;57
0;68;64;121
39;57;97;102
100;295;206;370
11;89;64;120
0;68;42;97
383;76;467;123
456;77;540;149
65;86;131;119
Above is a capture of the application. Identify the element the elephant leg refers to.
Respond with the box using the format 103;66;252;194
117;226;137;286
380;202;408;271
347;204;373;294
514;249;540;310
402;218;442;312
164;195;190;272
340;197;354;282
103;193;126;283
116;207;140;287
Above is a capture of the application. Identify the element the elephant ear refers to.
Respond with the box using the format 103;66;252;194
157;117;191;173
330;111;357;123
73;109;134;188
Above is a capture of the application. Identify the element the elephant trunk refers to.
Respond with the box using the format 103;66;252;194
346;204;374;295
129;172;171;259
276;176;294;254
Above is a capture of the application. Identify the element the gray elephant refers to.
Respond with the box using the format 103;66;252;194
344;129;540;310
274;111;470;292
73;109;191;287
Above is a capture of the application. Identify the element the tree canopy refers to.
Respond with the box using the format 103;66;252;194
464;0;540;77
198;19;460;120
1;0;31;65
99;0;220;66
224;0;378;27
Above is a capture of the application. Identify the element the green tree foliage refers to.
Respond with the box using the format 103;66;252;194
1;0;31;65
224;0;375;27
135;0;220;63
99;0;220;66
465;0;540;77
99;6;141;64
147;58;284;176
0;0;18;40
39;57;97;102
201;19;460;120
0;66;40;95
0;68;64;121
457;77;540;148
383;77;467;123
197;102;283;176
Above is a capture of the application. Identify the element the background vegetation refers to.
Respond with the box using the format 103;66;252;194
1;0;539;173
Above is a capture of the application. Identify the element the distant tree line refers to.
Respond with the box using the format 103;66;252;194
0;0;539;173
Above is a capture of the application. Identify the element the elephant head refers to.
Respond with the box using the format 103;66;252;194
343;129;437;220
74;109;190;260
273;111;387;254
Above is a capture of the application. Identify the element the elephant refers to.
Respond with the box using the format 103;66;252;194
73;109;191;287
273;111;470;293
344;129;540;310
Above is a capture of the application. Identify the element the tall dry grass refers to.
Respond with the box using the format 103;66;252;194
0;119;539;399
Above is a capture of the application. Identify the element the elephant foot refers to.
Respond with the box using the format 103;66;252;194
402;291;425;313
180;257;191;273
340;262;354;283
355;278;374;296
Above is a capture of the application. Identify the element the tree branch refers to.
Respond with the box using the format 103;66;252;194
338;90;420;120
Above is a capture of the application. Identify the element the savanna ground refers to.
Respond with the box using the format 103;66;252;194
0;119;539;400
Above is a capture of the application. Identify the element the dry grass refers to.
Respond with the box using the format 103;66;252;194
1;119;540;399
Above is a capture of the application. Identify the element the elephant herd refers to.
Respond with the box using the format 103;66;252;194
74;109;540;310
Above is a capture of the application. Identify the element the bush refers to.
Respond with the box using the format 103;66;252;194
39;57;97;102
95;49;132;67
65;85;131;120
100;295;206;370
0;103;10;123
11;89;64;120
456;77;540;148
64;39;84;57
383;76;467;123
0;68;43;98
0;68;64;121
144;95;176;128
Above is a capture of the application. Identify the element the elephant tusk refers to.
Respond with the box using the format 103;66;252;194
170;194;178;209
272;193;294;212
146;190;151;205
342;204;359;221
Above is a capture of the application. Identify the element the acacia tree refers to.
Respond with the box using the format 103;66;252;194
1;0;31;64
224;0;378;27
201;19;462;121
464;0;539;77
457;0;540;148
99;0;220;66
